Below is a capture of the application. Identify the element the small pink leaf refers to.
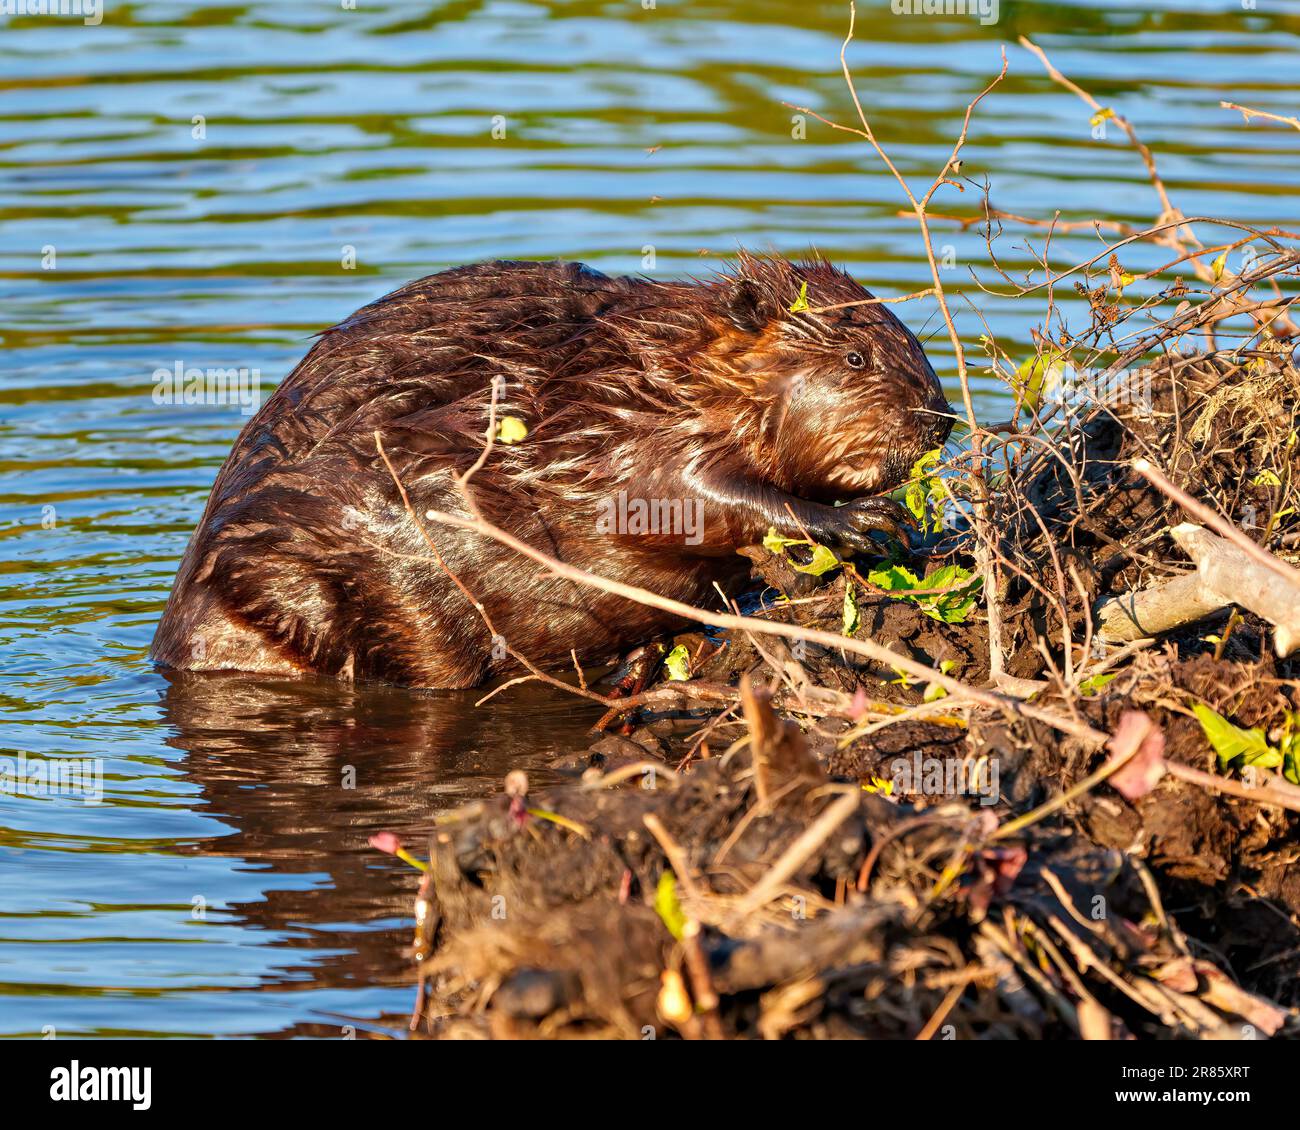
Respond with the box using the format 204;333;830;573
849;687;869;721
368;831;402;855
1107;710;1166;801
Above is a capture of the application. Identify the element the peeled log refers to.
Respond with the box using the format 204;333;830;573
1172;524;1300;656
1095;523;1300;656
1095;573;1222;642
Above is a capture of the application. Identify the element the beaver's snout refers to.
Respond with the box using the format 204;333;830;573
925;394;955;447
904;383;953;454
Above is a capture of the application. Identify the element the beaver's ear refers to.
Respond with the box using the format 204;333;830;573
724;278;773;334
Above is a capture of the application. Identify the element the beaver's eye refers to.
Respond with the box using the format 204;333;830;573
846;351;866;369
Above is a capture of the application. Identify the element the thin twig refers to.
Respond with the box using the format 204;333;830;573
1133;458;1300;588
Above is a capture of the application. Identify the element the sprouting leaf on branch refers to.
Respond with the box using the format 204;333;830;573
789;281;810;313
496;416;528;444
842;583;860;637
1089;107;1115;128
1108;255;1136;297
663;644;692;681
887;666;914;690
654;872;687;940
924;658;955;701
901;448;948;533
1013;350;1070;414
1078;671;1117;696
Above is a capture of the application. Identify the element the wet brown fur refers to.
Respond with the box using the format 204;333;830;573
151;254;952;688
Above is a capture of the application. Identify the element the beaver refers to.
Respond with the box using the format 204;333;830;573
151;253;953;688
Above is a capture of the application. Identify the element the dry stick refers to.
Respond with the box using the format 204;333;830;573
1020;37;1299;339
915;978;968;1041
917;205;1136;236
980;919;1081;1034
1133;458;1300;588
680;921;725;1040
643;813;703;901
422;502;1109;744
374;431;614;709
1165;761;1300;812
809;2;1010;677
1172;523;1300;655
806;286;937;314
1095;572;1222;644
1020;916;1113;1034
979;217;1292;299
1221;101;1300;133
456;376;503;510
734;789;863;915
1020;36;1193;248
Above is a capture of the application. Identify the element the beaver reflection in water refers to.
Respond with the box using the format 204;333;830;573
152;254;953;688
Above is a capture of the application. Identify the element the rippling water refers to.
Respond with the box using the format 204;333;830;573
1;0;1297;1037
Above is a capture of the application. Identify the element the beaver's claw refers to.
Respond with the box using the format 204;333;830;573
820;497;913;556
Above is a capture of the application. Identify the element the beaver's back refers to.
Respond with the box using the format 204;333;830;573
151;260;687;686
215;260;634;499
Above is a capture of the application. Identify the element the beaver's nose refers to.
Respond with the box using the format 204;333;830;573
924;395;955;445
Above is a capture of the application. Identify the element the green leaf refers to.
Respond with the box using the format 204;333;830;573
763;526;841;578
923;662;954;702
842;583;860;637
867;564;923;592
904;478;929;526
1014;351;1069;414
788;281;810;314
654;872;687;940
663;644;692;682
763;527;806;554
1078;671;1117;696
916;565;982;623
901;448;945;532
1192;704;1277;771
1253;469;1282;487
910;449;942;480
1281;715;1300;786
866;563;981;624
792;542;841;577
1285;748;1299;787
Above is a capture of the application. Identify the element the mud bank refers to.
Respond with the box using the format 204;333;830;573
384;349;1300;1039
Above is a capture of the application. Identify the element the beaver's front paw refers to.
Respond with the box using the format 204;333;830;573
818;497;913;556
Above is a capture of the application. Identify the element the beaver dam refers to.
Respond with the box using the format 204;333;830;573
370;47;1300;1040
